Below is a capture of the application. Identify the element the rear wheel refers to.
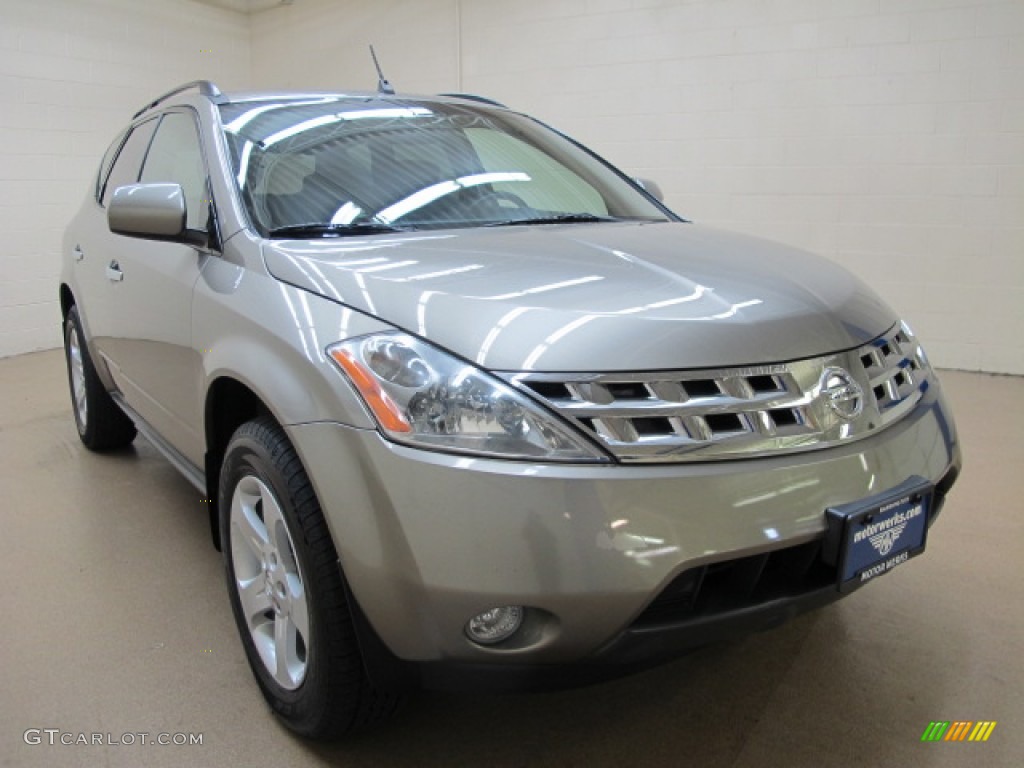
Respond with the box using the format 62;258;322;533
63;305;136;450
219;418;399;738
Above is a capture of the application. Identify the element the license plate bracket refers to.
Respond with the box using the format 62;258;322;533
823;476;933;594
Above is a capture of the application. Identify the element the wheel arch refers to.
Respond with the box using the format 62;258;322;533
199;325;375;549
59;283;74;319
203;375;273;550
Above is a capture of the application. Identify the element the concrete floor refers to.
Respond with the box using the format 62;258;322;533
1;349;1020;767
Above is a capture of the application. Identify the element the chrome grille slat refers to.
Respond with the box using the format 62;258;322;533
551;391;809;418
503;323;931;463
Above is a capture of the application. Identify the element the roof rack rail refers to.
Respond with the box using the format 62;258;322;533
437;92;508;108
133;80;226;119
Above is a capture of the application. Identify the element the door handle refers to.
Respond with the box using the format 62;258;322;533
106;260;124;282
72;245;84;262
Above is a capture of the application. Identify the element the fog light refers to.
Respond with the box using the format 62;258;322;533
465;606;524;645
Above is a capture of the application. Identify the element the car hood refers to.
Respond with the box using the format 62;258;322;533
262;221;897;371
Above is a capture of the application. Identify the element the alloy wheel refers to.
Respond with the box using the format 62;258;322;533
67;324;88;430
229;474;309;690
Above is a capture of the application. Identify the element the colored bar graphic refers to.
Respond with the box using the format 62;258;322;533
921;721;996;742
945;721;972;741
969;722;998;742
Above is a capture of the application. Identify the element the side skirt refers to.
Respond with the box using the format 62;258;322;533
110;392;207;493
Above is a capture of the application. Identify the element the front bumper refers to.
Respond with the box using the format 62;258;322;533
287;382;960;690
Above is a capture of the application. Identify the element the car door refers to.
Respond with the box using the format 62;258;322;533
75;118;159;366
102;109;214;466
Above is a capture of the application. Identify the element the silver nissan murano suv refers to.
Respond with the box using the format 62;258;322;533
60;80;961;738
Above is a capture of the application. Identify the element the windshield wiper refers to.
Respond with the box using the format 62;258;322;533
485;213;622;227
266;222;408;238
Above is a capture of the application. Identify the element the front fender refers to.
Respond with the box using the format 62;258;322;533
195;254;392;428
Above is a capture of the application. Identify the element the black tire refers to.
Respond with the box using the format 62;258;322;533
219;418;399;738
63;305;137;450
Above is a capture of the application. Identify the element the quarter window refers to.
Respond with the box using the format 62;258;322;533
101;117;159;207
94;128;127;203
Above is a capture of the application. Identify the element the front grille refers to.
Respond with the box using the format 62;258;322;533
860;327;928;417
504;323;931;463
633;540;835;627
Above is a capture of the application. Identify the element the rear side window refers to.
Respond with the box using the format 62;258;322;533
101;117;159;207
140;111;208;231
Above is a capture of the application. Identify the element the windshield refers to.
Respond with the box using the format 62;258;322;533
218;96;673;236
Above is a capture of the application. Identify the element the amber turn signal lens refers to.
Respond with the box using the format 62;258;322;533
328;347;412;433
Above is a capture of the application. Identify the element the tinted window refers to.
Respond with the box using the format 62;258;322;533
101;117;158;207
140;111;208;231
219;99;670;235
465;128;606;214
94;128;128;203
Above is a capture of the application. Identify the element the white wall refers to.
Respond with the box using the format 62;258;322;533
2;0;1022;374
0;0;249;357
250;0;1024;374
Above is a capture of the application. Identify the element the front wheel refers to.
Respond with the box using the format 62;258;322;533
219;418;398;738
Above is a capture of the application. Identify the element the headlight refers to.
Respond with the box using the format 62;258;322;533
327;333;609;462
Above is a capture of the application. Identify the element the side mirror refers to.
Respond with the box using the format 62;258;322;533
633;177;665;203
108;183;197;243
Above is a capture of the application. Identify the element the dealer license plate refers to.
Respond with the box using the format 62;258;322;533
825;477;932;594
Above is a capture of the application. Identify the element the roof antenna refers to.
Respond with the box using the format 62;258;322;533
369;45;395;95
